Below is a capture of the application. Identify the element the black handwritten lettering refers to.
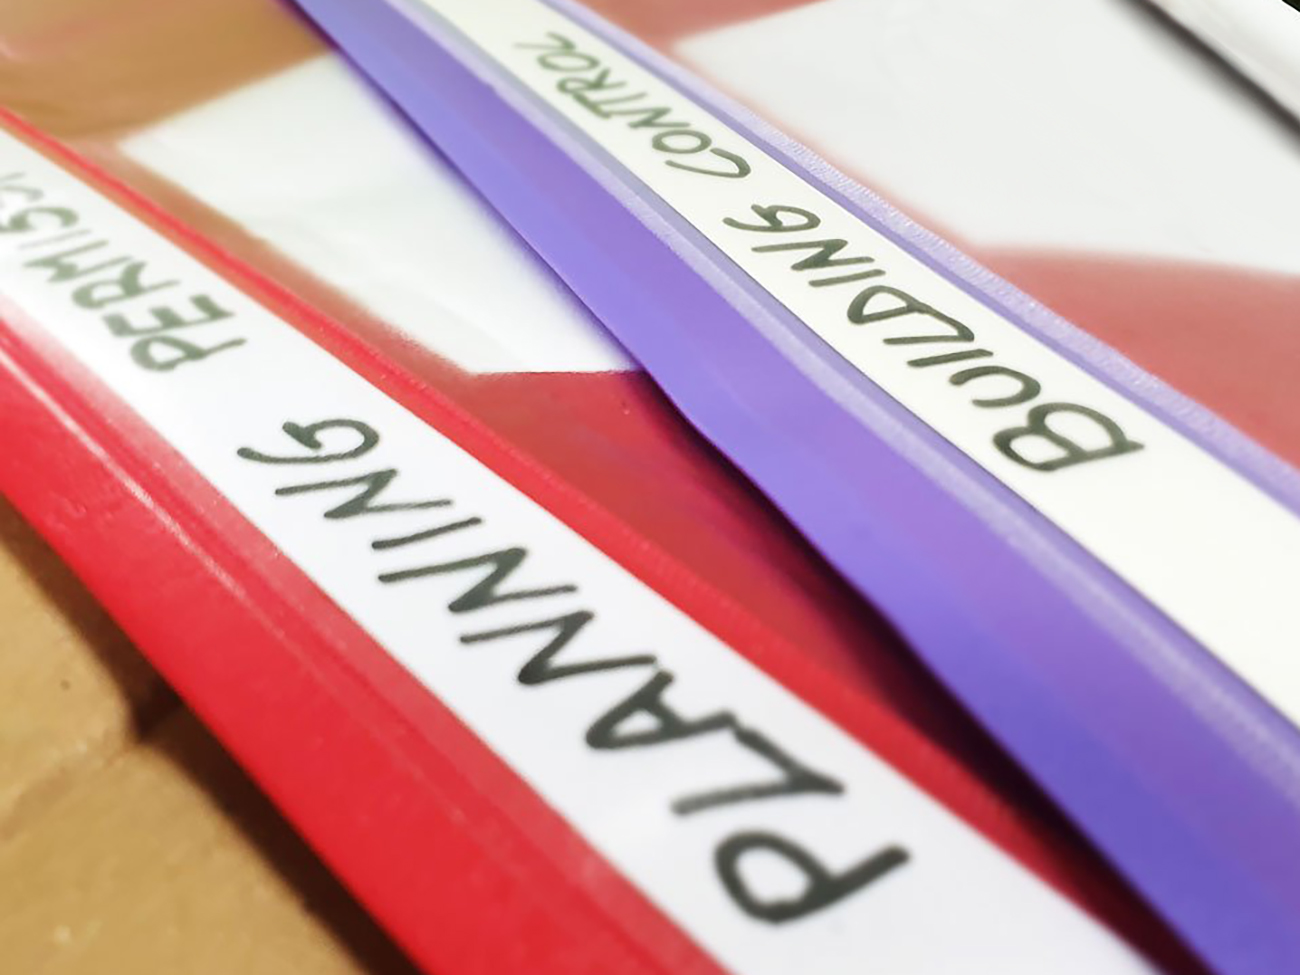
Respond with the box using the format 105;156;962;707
540;50;600;72
379;547;577;612
372;516;482;550
129;334;245;372
104;294;245;371
516;32;574;52
275;468;451;519
674;725;843;815
462;610;657;685
724;203;1143;472
751;237;882;288
556;70;641;117
0;174;41;203
0;205;77;234
236;413;909;925
238;419;380;465
527;34;751;179
604;105;688;130
24;241;127;283
908;349;993;368
950;365;1041;408
18;227;92;251
104;294;232;337
0;176;246;370
848;285;974;345
666;148;753;179
574;91;648;115
72;261;178;310
995;403;1144;472
652;129;711;154
587;671;733;748
724;204;821;234
716;832;908;923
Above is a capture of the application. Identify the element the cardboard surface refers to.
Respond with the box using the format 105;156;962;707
0;498;418;975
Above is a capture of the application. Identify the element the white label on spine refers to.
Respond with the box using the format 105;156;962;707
0;131;1152;974
408;0;1300;729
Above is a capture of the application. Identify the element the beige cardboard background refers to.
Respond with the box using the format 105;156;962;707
0;499;419;975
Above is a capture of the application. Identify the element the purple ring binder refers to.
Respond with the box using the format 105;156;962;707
288;1;1300;971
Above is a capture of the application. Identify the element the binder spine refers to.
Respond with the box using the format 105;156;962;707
286;3;1300;973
